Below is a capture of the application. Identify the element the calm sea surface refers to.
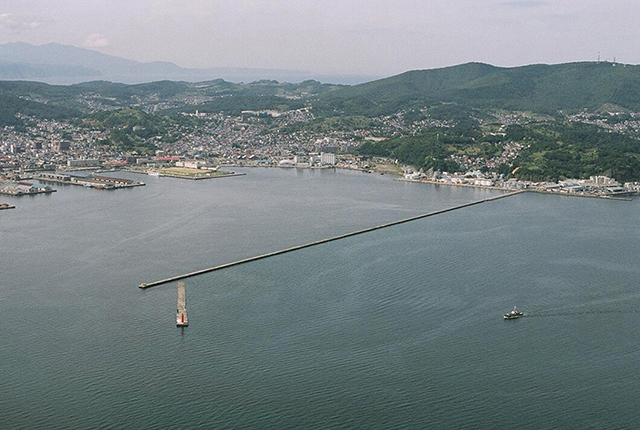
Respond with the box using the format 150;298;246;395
2;168;640;429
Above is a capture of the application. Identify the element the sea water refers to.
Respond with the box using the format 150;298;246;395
1;168;639;429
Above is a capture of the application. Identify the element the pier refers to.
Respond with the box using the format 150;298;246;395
398;177;639;200
147;168;246;180
139;190;524;289
36;172;145;190
0;180;56;196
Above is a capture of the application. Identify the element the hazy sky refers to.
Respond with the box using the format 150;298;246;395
0;0;636;77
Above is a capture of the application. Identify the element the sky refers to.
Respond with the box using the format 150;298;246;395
0;0;637;78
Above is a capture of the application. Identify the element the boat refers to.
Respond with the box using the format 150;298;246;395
176;281;188;327
504;306;524;320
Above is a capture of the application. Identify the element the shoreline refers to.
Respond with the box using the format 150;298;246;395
14;164;635;201
396;178;636;201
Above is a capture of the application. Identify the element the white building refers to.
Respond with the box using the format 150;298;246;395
474;178;494;187
176;160;206;169
278;159;295;167
589;175;618;186
320;152;336;166
67;159;100;168
404;171;422;180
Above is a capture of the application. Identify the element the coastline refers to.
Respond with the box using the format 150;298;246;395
396;177;637;200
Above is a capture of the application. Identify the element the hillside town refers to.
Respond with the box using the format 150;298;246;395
2;100;640;200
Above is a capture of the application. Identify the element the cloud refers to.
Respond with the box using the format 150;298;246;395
83;33;109;48
0;12;18;29
23;21;41;30
0;13;42;32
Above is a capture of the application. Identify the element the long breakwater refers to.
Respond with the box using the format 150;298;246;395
139;190;524;289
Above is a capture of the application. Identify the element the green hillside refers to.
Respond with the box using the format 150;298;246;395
359;121;640;182
0;78;341;124
0;93;81;130
314;62;640;116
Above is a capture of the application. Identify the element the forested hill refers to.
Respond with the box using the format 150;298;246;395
0;79;341;128
314;61;640;116
5;62;640;122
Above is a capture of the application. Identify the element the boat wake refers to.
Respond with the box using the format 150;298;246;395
525;308;640;317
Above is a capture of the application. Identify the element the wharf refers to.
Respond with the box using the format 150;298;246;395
398;178;638;200
154;172;246;180
396;177;509;192
526;188;636;201
139;190;523;289
0;181;56;196
0;189;55;196
36;172;145;189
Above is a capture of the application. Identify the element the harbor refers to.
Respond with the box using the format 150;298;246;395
4;165;640;429
139;190;523;289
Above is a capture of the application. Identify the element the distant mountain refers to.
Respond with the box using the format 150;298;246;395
0;59;100;81
315;61;640;116
0;42;374;85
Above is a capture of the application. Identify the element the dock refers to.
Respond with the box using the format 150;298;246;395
140;190;523;289
36;172;145;190
176;281;188;326
398;177;640;200
151;170;247;180
0;181;56;196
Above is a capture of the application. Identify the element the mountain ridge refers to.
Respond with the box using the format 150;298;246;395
315;61;640;115
0;42;374;85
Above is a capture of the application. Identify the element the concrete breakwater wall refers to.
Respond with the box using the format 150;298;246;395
139;190;524;289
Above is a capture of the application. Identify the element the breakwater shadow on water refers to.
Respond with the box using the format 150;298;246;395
139;190;524;289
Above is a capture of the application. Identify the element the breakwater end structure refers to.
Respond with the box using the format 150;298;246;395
176;282;188;326
139;191;523;289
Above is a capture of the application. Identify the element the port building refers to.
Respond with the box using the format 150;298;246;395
320;152;336;166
